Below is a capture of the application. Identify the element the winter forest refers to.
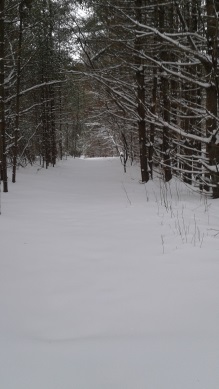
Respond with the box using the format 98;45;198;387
1;1;219;389
1;0;219;196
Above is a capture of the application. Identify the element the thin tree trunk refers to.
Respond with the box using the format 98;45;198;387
159;3;172;182
50;87;56;167
58;87;63;160
149;68;157;179
0;0;8;192
135;0;149;183
12;3;24;183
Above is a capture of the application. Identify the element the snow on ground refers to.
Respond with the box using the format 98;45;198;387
0;157;219;389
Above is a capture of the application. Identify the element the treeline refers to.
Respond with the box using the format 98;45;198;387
1;0;219;198
0;0;87;193
77;0;219;198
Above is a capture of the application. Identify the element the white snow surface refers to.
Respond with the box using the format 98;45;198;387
0;157;219;389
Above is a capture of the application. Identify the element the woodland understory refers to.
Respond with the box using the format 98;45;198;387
1;0;219;198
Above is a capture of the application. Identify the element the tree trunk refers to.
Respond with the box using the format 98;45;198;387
0;0;8;192
149;68;157;179
50;85;56;166
134;0;149;183
205;0;219;197
12;3;24;183
159;3;172;182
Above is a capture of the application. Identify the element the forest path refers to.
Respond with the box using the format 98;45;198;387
0;158;219;389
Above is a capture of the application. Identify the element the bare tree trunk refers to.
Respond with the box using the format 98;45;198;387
12;2;24;183
205;0;219;198
0;0;8;192
58;87;63;160
159;3;172;182
149;68;157;179
134;0;149;183
50;85;56;166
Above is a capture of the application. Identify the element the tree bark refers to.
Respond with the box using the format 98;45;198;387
0;0;8;192
134;0;149;183
149;68;157;179
159;3;172;182
205;0;219;197
12;2;24;183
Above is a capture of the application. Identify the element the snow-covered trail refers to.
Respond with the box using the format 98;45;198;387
0;158;219;389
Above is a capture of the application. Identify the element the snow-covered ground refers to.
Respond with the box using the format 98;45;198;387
0;157;219;389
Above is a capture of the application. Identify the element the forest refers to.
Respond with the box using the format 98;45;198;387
1;2;219;386
1;0;219;197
